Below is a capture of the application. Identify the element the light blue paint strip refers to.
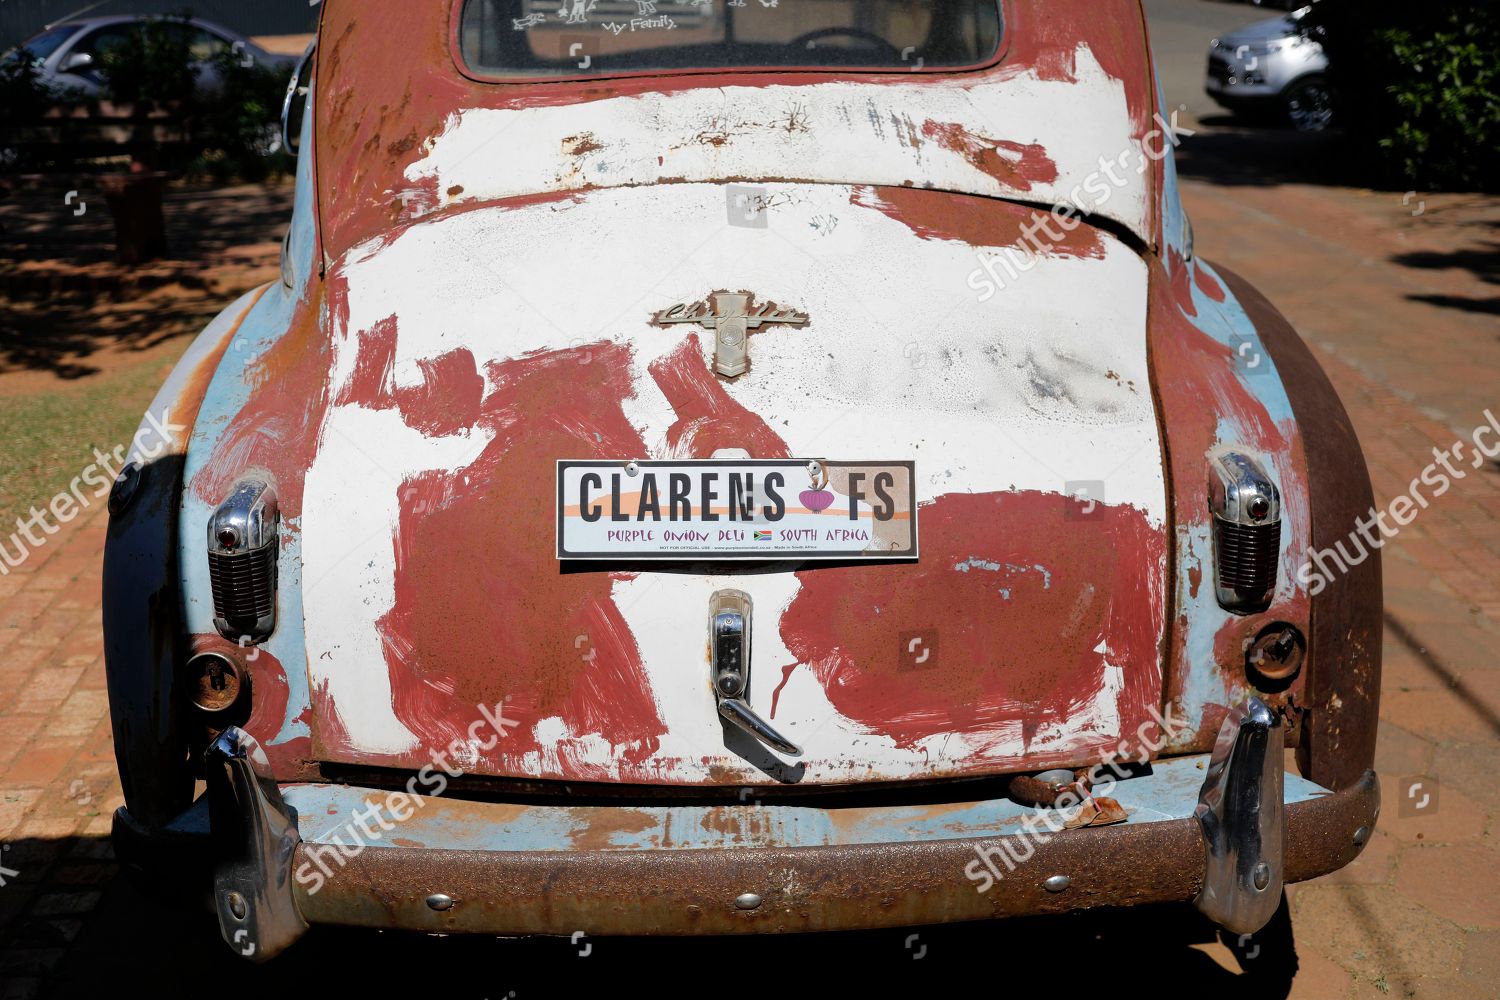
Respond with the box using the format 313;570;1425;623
284;755;1329;853
177;89;321;745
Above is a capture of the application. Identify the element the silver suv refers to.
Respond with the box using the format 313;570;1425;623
1206;6;1333;131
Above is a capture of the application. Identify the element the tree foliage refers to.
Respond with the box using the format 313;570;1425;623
1303;0;1499;191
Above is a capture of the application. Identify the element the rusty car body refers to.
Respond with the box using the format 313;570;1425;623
102;0;1380;960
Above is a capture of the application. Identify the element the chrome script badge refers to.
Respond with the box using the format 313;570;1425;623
653;291;809;377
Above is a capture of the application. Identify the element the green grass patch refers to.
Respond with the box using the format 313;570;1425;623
0;357;175;533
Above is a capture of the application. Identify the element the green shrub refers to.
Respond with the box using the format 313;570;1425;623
96;15;291;180
98;16;198;115
189;48;293;182
1304;0;1500;192
0;46;61;122
0;46;74;173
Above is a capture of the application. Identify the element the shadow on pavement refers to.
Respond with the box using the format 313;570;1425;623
0;287;228;380
1390;220;1500;319
1173;121;1349;189
0;180;291;379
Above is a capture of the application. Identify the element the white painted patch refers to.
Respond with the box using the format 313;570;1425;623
403;46;1150;242
302;180;1165;779
301;404;493;754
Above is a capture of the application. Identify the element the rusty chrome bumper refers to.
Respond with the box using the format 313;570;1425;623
292;776;1376;942
113;726;1378;960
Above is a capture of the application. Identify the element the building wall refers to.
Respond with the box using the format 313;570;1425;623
2;0;320;51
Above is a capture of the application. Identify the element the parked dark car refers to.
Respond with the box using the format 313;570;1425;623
2;15;296;99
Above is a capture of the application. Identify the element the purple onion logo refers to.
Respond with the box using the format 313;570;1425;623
801;460;834;513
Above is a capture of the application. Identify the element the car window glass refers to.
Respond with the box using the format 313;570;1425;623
70;24;138;64
187;28;231;61
9;25;77;65
460;0;1003;78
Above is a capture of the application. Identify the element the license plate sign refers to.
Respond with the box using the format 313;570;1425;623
557;460;917;560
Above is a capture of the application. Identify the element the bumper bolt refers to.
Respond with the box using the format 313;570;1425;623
734;892;762;910
1352;825;1371;846
226;890;247;920
1252;862;1272;891
426;893;455;911
1043;875;1070;893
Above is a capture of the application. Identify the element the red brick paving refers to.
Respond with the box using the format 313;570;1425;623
1183;179;1500;998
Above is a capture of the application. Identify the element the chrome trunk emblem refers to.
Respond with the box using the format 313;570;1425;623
654;291;809;378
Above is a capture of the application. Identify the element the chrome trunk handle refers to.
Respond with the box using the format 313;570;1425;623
710;590;801;757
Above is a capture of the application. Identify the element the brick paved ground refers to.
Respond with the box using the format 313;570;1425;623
0;186;1496;996
1182;181;1500;999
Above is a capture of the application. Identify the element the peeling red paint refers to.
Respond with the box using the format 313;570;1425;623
998;0;1153;133
311;678;354;759
333;313;396;405
314;0;1158;261
920;122;1058;191
769;662;799;719
1195;262;1226;302
647;333;793;459
369;341;668;775
850;185;1107;259
780;491;1164;757
1166;248;1198;318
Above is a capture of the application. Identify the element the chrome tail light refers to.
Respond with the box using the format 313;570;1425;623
207;478;279;642
1209;450;1280;614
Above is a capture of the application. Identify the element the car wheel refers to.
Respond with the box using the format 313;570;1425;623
1283;75;1335;132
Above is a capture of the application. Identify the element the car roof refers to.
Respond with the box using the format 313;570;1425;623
45;14;250;43
315;0;1162;256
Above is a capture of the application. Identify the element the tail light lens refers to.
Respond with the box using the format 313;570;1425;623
207;478;279;642
1209;450;1281;614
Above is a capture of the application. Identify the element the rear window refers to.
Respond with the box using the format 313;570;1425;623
459;0;1004;79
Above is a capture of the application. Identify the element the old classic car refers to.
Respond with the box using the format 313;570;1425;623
103;0;1380;960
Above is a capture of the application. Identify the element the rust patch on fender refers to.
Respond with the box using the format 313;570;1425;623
1146;255;1313;754
190;278;335;517
567;808;657;851
187;633;313;778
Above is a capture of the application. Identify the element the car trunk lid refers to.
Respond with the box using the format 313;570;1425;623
300;182;1169;785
